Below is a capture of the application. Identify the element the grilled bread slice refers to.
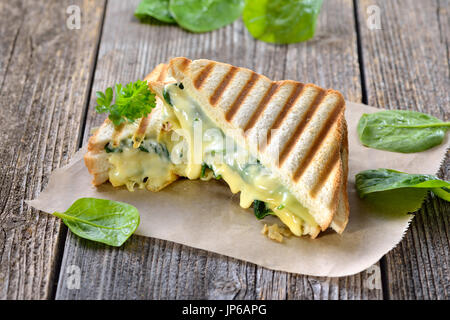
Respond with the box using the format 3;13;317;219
149;57;349;234
84;63;178;190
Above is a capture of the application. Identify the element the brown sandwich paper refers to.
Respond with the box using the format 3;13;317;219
27;101;449;277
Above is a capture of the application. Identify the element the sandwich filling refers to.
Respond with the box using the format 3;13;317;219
105;83;319;236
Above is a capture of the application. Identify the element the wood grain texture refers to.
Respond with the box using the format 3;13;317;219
55;0;383;300
0;0;105;299
356;0;449;299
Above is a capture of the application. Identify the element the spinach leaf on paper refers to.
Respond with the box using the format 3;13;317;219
356;169;450;197
357;110;450;153
356;169;450;215
169;0;245;33
243;0;323;44
431;187;450;202
53;198;140;247
135;0;175;23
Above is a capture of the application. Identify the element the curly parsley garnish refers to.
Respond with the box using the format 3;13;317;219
95;80;156;127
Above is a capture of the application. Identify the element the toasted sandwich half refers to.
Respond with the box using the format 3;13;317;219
85;58;349;238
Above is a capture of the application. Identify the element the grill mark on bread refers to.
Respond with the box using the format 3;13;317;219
264;82;304;149
278;89;326;167
132;114;151;147
112;122;125;147
226;72;259;121
210;66;238;105
293;97;345;181
194;63;214;89
179;57;191;71
137;114;150;135
243;82;280;133
310;146;340;197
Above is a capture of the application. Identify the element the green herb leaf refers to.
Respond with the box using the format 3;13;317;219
169;0;245;33
432;187;450;201
104;143;120;153
355;169;450;214
53;198;140;247
135;0;175;23
95;80;156;128
139;140;170;158
162;87;172;106
362;188;429;217
200;163;210;178
356;169;450;197
253;200;273;219
243;0;323;44
357;110;450;153
200;163;222;180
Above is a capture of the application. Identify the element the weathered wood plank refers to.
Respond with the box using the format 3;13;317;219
56;0;382;299
0;0;106;299
356;0;449;299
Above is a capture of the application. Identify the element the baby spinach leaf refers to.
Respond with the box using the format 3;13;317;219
162;87;173;106
243;0;323;44
253;200;273;219
432;187;450;201
169;0;245;33
355;169;450;214
200;163;211;178
362;188;429;217
135;0;175;23
357;110;450;153
139;140;170;159
53;198;140;247
356;169;450;197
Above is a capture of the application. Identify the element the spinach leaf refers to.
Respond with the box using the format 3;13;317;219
355;169;450;214
139;140;170;158
105;143;120;153
104;139;133;153
53;198;140;247
356;169;450;197
253;200;273;219
357;110;450;153
200;163;222;180
243;0;323;44
432;187;450;201
162;87;172;106
200;163;210;178
169;0;245;33
95;80;156;128
135;0;175;23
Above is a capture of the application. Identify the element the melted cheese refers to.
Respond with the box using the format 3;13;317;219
108;142;174;191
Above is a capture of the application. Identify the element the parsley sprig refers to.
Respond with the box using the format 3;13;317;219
95;80;156;127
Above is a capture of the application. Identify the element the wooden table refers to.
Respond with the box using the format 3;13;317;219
0;0;448;300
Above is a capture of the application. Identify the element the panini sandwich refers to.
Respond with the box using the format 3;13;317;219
85;58;349;238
